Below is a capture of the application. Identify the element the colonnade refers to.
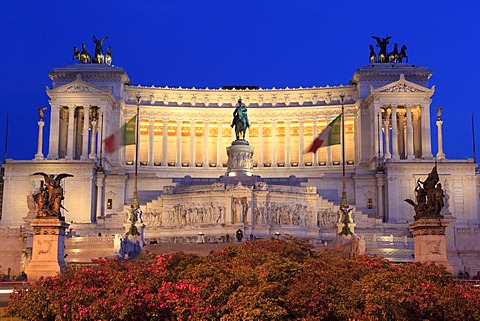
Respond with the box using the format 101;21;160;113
47;105;102;161
125;117;356;168
46;104;358;167
376;104;432;161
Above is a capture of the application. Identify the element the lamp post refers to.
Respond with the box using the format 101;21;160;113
338;93;354;237
340;93;347;210
128;92;142;236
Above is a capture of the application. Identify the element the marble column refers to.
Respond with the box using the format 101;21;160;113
383;109;391;159
413;110;421;159
285;121;291;167
176;120;182;167
436;119;446;160
96;173;105;219
258;121;264;167
398;111;405;159
203;122;209;167
216;122;223;168
89;119;97;160
162;120;168;167
119;115;126;165
81;106;90;159
312;120;319;166
374;101;382;157
376;173;385;220
47;105;60;160
271;121;277;167
406;104;415;160
421;104;433;159
75;108;83;159
34;120;45;160
96;109;104;158
189;121;196;167
377;111;383;157
325;118;332;166
148;119;155;166
299;120;305;166
391;105;399;160
65;105;76;160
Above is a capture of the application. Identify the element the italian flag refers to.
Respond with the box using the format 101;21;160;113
104;116;137;153
307;114;342;153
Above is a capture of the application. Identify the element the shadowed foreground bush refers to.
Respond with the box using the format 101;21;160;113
6;238;480;320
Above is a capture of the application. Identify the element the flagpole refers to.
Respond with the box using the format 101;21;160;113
133;92;141;210
340;93;347;210
472;113;476;164
338;92;354;237
125;92;142;237
99;112;104;169
3;113;8;164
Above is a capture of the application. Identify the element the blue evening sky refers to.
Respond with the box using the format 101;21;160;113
0;0;478;161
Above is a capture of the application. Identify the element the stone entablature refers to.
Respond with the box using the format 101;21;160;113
124;84;357;109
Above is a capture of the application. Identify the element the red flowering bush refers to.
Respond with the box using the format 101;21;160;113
6;238;480;320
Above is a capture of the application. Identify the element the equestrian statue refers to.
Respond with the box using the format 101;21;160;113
231;98;250;140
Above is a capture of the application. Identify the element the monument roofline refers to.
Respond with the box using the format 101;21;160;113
125;83;356;93
48;64;130;85
351;64;432;83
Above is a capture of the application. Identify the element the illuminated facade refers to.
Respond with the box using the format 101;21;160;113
1;62;479;274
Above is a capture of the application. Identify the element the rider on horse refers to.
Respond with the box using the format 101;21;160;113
231;98;250;140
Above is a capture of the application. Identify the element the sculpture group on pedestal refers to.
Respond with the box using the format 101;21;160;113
73;35;112;65
32;172;73;219
370;36;408;63
405;165;445;220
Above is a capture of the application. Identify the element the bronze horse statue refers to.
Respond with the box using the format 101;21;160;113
73;47;81;62
92;35;109;64
369;45;376;63
388;43;399;62
399;45;408;63
231;98;250;140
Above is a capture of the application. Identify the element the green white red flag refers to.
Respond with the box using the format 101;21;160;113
104;116;136;153
307;114;342;153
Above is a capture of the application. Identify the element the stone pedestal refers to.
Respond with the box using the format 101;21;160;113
226;140;254;177
409;218;453;274
25;218;69;281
